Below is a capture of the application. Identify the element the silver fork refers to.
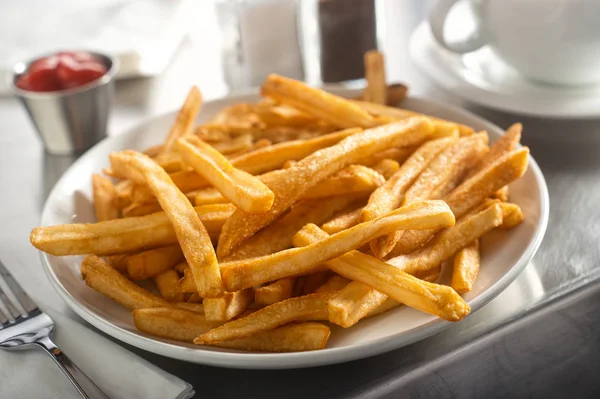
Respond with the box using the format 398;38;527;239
0;260;109;399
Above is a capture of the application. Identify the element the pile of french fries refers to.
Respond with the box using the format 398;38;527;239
30;51;529;353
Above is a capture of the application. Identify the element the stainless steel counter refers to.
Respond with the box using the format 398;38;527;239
1;1;599;397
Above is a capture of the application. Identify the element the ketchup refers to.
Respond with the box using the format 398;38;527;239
16;52;108;92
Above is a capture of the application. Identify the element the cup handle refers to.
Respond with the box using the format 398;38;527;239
428;0;486;53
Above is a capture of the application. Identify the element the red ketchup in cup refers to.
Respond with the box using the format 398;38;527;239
15;51;108;92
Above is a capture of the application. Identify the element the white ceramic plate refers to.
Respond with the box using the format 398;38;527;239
39;89;549;369
410;21;600;119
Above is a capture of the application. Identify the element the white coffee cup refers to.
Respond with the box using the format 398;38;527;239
429;0;600;86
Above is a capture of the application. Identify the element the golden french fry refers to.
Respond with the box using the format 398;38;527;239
492;186;510;202
225;196;358;261
302;270;331;295
178;267;197;293
364;50;387;104
404;133;489;205
114;180;134;210
176;136;274;213
204;288;255;322
498;202;524;228
195;188;228;206
212;133;253;155
388;203;503;275
372;159;400;179
255;278;296;306
186;292;202;303
321;206;363;234
153;152;184;173
451;240;480;294
367;298;401;317
144;144;165;158
133;307;212;342
122;202;162;218
217;118;435;257
388;147;529;256
206;322;331;352
362;136;457;258
91;174;119;221
293;225;470;321
30;203;233;256
328;281;388;327
126;244;184;280
195;293;333;344
174;261;188;274
314;275;351;293
303;165;385;199
355;83;408;105
104;254;129;273
164;86;203;151
153;269;185;302
359;147;415;167
108;151;222;298
221;200;454;291
81;255;203;312
416;264;443;282
231;128;359;175
129;170;209;204
353;100;474;137
226;138;272;159
262;74;378;128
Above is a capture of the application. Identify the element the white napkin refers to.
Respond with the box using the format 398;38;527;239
0;309;194;399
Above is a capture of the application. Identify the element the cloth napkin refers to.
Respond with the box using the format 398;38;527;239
0;309;194;399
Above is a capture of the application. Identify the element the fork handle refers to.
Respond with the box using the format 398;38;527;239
37;336;109;399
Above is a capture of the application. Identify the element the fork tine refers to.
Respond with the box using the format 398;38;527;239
0;294;15;324
0;260;34;317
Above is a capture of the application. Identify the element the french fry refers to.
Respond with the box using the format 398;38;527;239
178;267;197;293
367;298;401;317
355;83;408;105
303;165;385;199
208;103;260;126
114;179;134;210
174;261;188;274
108;151;223;298
133;307;212;342
164;86;203;151
359;147;415;167
221;200;454;291
204;288;254;322
388;147;529;256
207;323;331;352
153;269;185;302
354;100;474;137
363;50;387;104
104;254;129;273
129;170;210;204
195;293;333;344
153;152;184;173
126;244;184;280
186;293;202;303
467;123;522;200
362;136;457;258
30;203;234;256
224;196;358;261
262;74;378;128
403;133;489;204
302;271;331;295
321;206;363;234
388;203;503;275
255;278;296;306
211;133;253;155
451;240;480;294
328;281;388;327
293;225;470;321
194;164;380;206
217;117;435;257
226;138;272;159
314;275;351;293
176;136;274;213
231;128;360;175
372;159;400;179
122;201;162;218
91;174;119;221
499;202;524;229
144;144;165;157
81;255;203;312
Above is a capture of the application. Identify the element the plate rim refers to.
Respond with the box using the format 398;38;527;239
409;21;600;120
39;91;550;369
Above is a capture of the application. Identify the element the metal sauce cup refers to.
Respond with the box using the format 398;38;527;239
11;51;118;155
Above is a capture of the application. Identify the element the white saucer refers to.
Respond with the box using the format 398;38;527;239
409;21;600;119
